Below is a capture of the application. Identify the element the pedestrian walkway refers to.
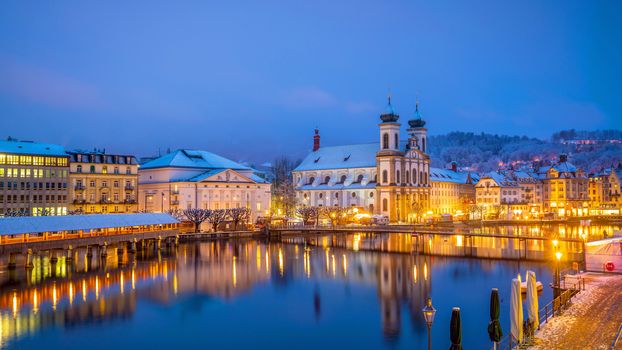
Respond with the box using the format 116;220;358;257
528;273;622;350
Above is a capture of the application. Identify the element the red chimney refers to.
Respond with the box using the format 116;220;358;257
451;161;457;172
313;129;320;152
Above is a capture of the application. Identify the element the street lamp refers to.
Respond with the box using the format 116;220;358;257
422;297;436;350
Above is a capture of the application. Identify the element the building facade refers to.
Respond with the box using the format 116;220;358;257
67;151;139;214
429;164;478;216
293;100;458;223
138;149;271;224
538;155;589;216
0;138;69;216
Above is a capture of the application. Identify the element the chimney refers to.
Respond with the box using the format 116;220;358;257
313;129;320;152
559;154;568;163
451;161;457;172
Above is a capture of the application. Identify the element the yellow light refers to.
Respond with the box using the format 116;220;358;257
424;262;428;281
555;251;562;261
52;284;58;310
82;280;87;302
456;235;463;247
233;256;237;288
12;292;17;317
120;273;125;294
413;265;418;283
552;239;559;248
342;254;347;275
33;290;39;314
331;254;336;277
131;269;136;290
278;248;284;277
69;283;74;305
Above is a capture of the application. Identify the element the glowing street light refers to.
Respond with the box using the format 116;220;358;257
422;297;436;350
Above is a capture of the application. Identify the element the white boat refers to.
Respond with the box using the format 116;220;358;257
520;281;542;294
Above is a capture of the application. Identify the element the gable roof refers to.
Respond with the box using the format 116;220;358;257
294;141;413;172
0;139;67;157
430;167;479;184
140;149;251;171
171;168;270;184
0;213;178;236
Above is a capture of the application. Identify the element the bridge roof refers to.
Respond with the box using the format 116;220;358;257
0;213;179;235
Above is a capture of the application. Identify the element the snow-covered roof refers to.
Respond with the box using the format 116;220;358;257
553;161;578;173
296;141;417;172
0;213;178;236
140;149;251;171
430;167;478;184
294;143;379;172
0;139;67;157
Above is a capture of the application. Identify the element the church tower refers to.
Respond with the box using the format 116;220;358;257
376;95;402;221
407;102;427;153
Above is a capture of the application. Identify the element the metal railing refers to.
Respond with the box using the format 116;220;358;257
610;322;622;350
492;277;583;350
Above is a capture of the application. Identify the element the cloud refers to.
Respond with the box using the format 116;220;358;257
0;58;104;109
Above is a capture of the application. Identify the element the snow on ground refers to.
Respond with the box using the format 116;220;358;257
528;273;622;350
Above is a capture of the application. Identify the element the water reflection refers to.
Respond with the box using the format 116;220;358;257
1;239;554;350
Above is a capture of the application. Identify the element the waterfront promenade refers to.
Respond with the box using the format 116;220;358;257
529;273;622;350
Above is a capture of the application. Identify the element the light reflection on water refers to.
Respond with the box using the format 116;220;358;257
0;232;564;350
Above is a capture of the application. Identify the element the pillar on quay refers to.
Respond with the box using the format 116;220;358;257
66;245;74;262
25;249;34;269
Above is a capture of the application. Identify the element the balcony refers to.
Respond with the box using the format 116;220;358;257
124;199;137;204
99;199;111;204
73;199;86;204
125;185;135;191
74;184;86;191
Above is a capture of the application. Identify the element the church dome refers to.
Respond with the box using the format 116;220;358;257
380;96;399;123
408;102;426;128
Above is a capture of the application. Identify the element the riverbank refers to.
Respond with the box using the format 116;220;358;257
528;273;622;350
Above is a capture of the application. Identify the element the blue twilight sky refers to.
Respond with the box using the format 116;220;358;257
0;0;621;163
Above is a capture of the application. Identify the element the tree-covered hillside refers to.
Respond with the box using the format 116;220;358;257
429;130;622;173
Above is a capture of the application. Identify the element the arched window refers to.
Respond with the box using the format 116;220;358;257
351;192;356;198
340;175;347;183
424;172;428;185
76;165;82;173
102;166;108;174
413;170;417;184
394;133;399;150
323;176;330;184
382;198;388;211
420;171;423;184
396;170;400;184
369;192;374;198
382;133;389;149
356;174;364;183
382;170;388;184
335;192;339;198
308;176;315;185
319;193;323;199
422;137;426;152
406;171;409;184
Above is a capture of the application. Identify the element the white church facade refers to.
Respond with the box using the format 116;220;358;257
292;99;432;223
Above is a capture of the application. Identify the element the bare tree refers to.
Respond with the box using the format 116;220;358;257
207;209;227;232
321;206;350;226
410;201;426;223
167;208;185;221
296;207;315;225
183;208;211;232
271;156;300;217
228;207;250;230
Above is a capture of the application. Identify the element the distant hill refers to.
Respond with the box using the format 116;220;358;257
429;130;622;173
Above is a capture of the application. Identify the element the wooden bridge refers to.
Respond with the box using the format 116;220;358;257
0;213;181;269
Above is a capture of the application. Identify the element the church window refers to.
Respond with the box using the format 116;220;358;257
406;171;410;184
394;134;398;150
369;192;374;198
308;177;315;185
340;175;347;183
396;170;400;184
422;138;426;152
356;174;364;183
382;170;388;184
351;192;356;198
382;133;389;150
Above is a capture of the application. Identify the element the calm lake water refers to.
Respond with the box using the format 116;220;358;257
0;231;567;350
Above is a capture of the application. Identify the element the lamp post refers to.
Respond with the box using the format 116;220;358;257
422;297;436;350
555;251;562;290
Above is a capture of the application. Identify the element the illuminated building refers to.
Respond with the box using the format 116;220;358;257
67;150;139;214
429;163;478;215
0;138;69;216
138;149;271;224
588;168;621;215
292;98;432;222
538;154;589;217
